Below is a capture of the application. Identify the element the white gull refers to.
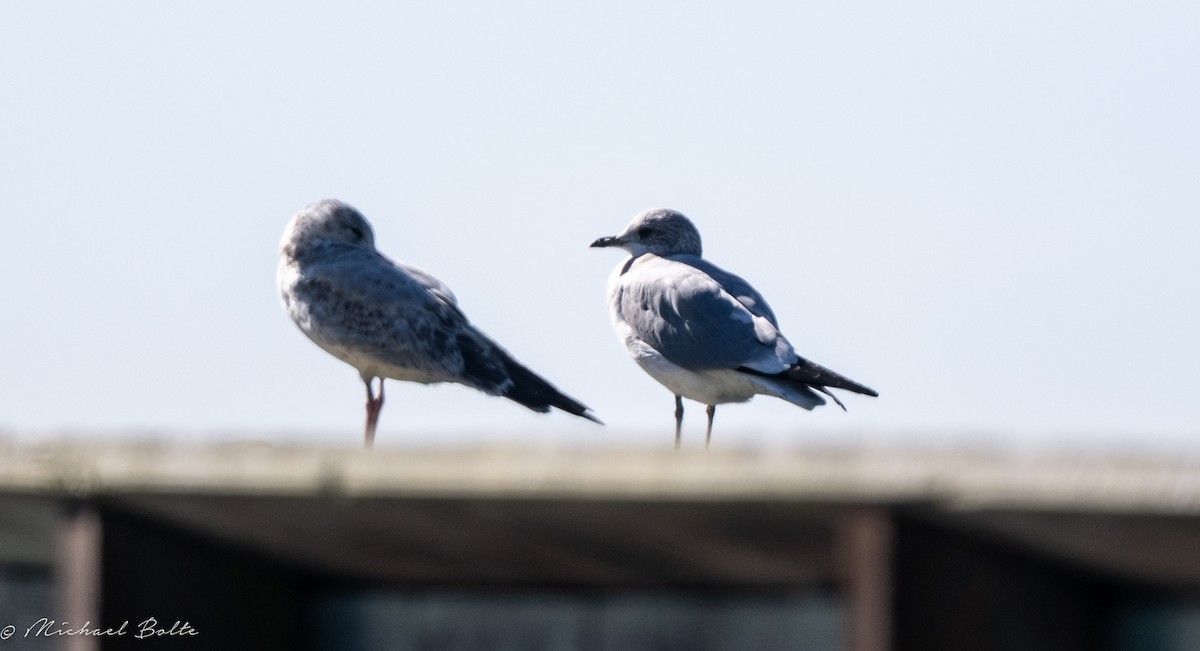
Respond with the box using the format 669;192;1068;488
591;208;876;448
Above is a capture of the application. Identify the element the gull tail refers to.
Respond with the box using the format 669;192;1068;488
739;356;877;412
785;356;878;398
495;347;603;424
456;330;601;424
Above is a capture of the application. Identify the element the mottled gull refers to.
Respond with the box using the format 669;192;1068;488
591;208;876;448
279;199;601;446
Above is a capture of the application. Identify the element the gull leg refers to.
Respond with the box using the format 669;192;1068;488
705;405;716;449
674;395;684;450
364;377;385;449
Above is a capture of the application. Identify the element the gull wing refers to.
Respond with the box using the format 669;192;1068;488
614;255;794;374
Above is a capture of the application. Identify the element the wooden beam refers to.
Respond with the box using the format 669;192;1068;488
838;507;894;651
55;503;102;651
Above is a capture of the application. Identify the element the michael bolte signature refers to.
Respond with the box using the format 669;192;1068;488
0;617;198;641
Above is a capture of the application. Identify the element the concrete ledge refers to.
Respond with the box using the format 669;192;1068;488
2;440;1200;514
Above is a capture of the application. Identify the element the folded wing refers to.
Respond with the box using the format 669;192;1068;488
615;254;877;408
615;255;793;374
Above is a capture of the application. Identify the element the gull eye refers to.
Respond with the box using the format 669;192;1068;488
636;226;654;239
349;226;364;240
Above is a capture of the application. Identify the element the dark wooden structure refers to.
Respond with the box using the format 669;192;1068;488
3;442;1200;650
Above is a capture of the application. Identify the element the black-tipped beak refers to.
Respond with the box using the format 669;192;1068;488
590;235;620;248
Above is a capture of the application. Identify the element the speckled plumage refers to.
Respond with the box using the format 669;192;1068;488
279;199;600;445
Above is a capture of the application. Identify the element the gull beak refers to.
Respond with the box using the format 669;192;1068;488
590;235;620;248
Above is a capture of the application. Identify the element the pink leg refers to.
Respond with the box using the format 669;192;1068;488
363;377;385;449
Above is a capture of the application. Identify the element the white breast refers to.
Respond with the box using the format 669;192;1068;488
606;260;762;406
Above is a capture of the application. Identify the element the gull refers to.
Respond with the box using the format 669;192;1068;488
279;199;601;447
591;208;876;448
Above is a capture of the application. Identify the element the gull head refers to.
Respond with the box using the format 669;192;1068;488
590;208;703;258
281;199;377;260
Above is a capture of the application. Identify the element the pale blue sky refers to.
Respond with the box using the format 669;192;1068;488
2;2;1197;447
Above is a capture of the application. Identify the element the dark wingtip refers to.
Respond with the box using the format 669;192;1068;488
849;382;879;398
489;346;604;425
786;357;878;398
739;359;878;408
549;401;604;425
